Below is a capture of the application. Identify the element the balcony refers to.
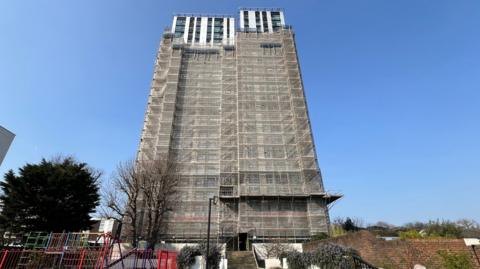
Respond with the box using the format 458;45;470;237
219;185;238;198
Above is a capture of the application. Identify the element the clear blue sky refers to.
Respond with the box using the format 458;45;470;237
1;0;479;226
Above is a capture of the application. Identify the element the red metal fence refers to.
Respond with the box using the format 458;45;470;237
0;249;177;269
0;249;106;269
108;250;177;269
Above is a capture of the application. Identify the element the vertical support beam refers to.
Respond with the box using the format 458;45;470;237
206;198;213;269
0;250;9;269
77;249;86;269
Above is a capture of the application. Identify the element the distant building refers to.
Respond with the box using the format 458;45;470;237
136;8;340;248
90;218;120;235
0;126;15;166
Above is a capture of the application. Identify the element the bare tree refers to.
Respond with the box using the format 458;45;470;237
101;156;179;248
101;160;142;246
140;158;179;248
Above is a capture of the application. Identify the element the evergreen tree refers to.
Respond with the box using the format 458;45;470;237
342;217;360;232
0;157;100;232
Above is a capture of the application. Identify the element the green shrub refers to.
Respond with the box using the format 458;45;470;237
399;229;423;239
280;243;358;269
311;232;329;241
438;250;473;269
330;224;346;237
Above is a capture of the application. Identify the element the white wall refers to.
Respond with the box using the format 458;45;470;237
190;256;227;269
159;243;226;256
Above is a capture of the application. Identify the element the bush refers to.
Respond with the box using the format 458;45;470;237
438;250;474;269
280;243;358;269
177;246;200;269
399;229;423;239
177;242;223;269
311;232;329;241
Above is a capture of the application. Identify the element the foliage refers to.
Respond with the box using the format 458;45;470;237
333;217;363;233
198;241;223;269
177;246;200;269
311;232;329;241
280;250;306;269
366;221;399;237
402;219;469;239
456;219;480;238
0;157;100;232
280;243;358;269
177;241;223;269
343;217;360;232
369;219;480;239
264;240;295;258
399;229;423;239
424;220;463;238
438;250;474;269
330;224;346;237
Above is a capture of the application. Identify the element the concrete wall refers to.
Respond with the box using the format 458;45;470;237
190;256;227;269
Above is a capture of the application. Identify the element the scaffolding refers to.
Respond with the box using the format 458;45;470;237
136;24;340;243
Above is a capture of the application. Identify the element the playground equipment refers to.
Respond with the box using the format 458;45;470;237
0;232;177;269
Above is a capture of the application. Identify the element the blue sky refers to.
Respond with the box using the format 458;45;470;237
1;0;479;226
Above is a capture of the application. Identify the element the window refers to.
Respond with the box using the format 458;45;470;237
243;11;248;29
226;19;230;38
205;177;217;187
195;17;201;42
187;17;194;41
214;18;223;43
262;11;268;31
206;18;212;42
271;12;281;31
255;11;261;32
175;17;186;37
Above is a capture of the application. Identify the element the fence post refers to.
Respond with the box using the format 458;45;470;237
0;250;9;269
78;249;86;269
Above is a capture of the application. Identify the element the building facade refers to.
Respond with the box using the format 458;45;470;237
0;126;15;166
137;8;340;247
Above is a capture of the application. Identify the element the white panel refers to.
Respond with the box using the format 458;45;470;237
239;11;244;29
259;12;264;32
266;12;273;33
464;238;480;246
223;18;227;44
171;16;177;33
184;16;191;43
200;17;208;45
191;17;197;44
248;11;256;30
229;18;235;44
280;11;286;26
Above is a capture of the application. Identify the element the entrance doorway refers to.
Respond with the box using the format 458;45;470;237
238;233;248;251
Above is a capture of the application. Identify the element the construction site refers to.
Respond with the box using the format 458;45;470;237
136;8;341;249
